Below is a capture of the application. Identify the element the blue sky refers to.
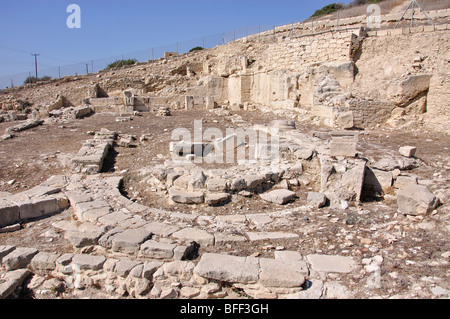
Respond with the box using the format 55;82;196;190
0;0;352;84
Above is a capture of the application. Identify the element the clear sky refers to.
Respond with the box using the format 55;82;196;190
0;0;352;85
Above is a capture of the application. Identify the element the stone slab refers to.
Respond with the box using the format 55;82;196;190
72;254;106;270
194;253;259;284
171;228;215;247
111;228;153;254
306;254;358;273
246;231;299;242
2;247;39;271
140;240;176;259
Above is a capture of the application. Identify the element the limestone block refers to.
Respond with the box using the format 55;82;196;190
205;193;231;206
399;146;417;158
306;254;358;273
259;258;306;288
0;199;19;227
2;247;39;271
307;192;327;208
194;253;259;284
140;240;176;259
171;228;215;247
111;228;153;254
260;189;296;205
397;184;438;215
72;254;106;270
387;74;432;107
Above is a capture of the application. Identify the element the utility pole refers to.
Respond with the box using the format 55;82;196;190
31;53;40;78
85;64;89;75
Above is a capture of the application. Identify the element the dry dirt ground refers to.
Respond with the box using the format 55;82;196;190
0;109;449;299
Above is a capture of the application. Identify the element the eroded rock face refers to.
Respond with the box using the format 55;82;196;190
387;74;432;107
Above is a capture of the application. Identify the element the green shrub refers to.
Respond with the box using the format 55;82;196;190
311;3;345;18
104;58;137;70
189;46;204;53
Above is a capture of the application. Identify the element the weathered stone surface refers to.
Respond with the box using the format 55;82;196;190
307;192;327;208
394;175;418;189
306;254;358;273
161;260;195;281
243;175;266;190
0;269;31;299
64;230;103;248
259;189;296;205
0;245;15;264
114;259;142;278
399;146;417;158
205;193;230;206
397;184;438;215
387;74;431;106
259;258;306;288
72;254;106;270
194;253;259;284
98;211;132;227
340;160;366;202
142;261;164;280
111;228;153;254
144;222;179;237
140;240;176;259
0;199;19;227
172;228;215;247
294;147;315;160
2;247;39;271
169;188;204;204
206;178;229;192
246;231;299;242
74;200;110;221
30;252;60;272
214;233;248;244
72;105;93;119
363;168;393;195
335;111;354;129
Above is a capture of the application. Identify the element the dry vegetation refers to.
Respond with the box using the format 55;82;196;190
308;0;450;22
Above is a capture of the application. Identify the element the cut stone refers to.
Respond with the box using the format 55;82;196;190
306;254;358;273
259;258;306;288
259;189;296;205
246;231;299;242
111;228;153;254
307;192;327;208
169;188;204;204
0;269;31;299
0;199;19;227
144;222;179;237
397;184;438;215
399;146;417;158
172;228;215;247
140;240;176;259
2;247;39;271
205;193;231;206
194;253;259;284
114;259;142;278
72;254;106;270
30;252;60;272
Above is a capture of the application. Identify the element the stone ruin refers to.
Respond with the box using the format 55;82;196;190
0;5;449;300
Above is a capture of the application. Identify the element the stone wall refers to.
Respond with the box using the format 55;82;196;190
264;29;360;71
